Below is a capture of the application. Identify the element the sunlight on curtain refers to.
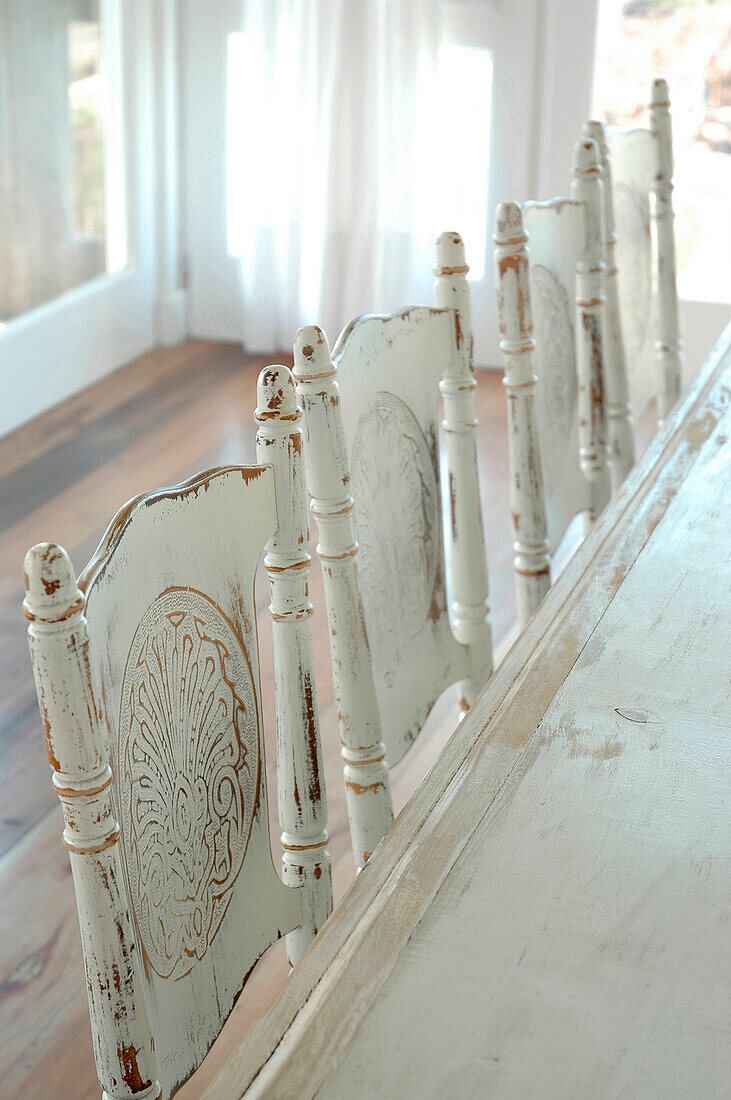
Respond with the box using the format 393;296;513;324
412;44;493;280
227;1;492;351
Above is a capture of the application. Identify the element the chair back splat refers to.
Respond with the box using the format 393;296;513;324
24;367;331;1100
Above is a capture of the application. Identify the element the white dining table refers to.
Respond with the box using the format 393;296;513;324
203;323;731;1099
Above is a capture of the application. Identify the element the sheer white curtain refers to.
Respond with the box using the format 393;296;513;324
229;0;452;351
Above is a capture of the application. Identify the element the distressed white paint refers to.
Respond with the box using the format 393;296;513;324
649;79;683;422
493;203;551;628
24;390;331;1099
295;242;492;863
519;196;592;554
201;321;731;1100
571;137;612;523
583;119;635;490
24;543;162;1100
329;307;484;763
496;159;618;625
433;232;493;704
293;330;394;869
608;79;683;426
254;366;332;952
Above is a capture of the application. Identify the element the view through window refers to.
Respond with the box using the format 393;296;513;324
0;0;120;324
594;0;731;303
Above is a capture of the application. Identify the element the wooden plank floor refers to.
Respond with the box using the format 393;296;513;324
0;338;520;1098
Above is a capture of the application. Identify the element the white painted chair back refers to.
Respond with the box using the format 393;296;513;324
606;78;682;424
293;233;491;868
23;368;331;1100
494;140;612;628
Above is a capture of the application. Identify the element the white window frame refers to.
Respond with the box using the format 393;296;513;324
0;0;184;437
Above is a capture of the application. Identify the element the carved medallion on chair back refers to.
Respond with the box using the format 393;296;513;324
118;586;259;982
332;307;470;765
80;468;302;1097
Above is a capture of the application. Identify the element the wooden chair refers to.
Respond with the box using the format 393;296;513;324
292;233;492;868
23;367;331;1100
494;139;616;629
602;78;683;426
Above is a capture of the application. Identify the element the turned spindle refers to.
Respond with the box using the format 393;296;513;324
494;204;551;627
255;366;332;962
293;329;394;868
24;543;161;1100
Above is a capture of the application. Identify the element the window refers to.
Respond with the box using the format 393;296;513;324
413;44;493;280
594;0;731;303
226;33;493;279
69;20;105;241
0;0;124;323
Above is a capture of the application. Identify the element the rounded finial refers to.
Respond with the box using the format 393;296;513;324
23;543;82;622
651;77;669;106
494;202;525;245
293;325;334;380
256;365;299;420
573;137;600;174
583;119;606;154
435;231;468;275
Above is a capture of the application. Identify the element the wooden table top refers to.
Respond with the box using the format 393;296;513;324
203;325;731;1100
